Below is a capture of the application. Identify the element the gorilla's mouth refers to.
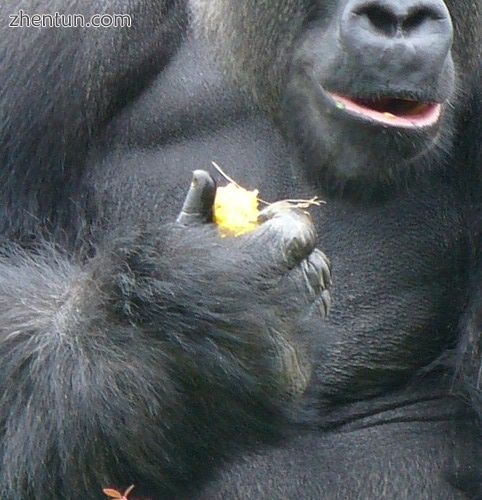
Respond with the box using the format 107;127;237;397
329;93;441;129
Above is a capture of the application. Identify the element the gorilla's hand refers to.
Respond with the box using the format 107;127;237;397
176;169;331;326
100;170;331;398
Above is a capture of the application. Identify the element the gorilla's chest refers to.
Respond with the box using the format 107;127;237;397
311;187;467;395
319;187;466;324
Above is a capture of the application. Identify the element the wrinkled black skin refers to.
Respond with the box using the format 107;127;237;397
0;0;481;499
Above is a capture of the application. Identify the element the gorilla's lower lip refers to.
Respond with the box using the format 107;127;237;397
328;93;442;129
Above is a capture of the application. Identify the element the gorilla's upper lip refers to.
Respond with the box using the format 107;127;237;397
327;92;442;129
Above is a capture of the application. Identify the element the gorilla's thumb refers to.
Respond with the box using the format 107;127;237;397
177;170;216;226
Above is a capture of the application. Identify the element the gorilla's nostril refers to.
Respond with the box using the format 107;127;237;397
403;8;439;32
355;5;398;36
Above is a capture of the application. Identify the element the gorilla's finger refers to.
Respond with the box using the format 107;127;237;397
313;249;332;290
321;289;331;316
301;249;331;296
301;250;332;317
176;170;216;226
279;248;332;320
309;290;332;319
256;206;317;269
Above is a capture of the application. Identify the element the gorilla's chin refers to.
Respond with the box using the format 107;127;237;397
281;66;449;195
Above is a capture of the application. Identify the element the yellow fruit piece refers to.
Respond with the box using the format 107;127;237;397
214;183;260;237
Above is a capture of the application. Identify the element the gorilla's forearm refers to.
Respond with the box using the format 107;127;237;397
456;256;482;426
0;221;325;498
1;0;184;127
0;0;186;238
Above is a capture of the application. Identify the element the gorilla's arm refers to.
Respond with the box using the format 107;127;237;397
454;86;482;428
0;3;331;497
448;245;482;496
0;194;330;498
0;0;187;238
456;247;482;425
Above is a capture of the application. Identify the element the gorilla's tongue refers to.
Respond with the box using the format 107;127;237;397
331;93;441;128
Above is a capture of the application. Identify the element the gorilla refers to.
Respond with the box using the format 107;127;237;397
0;0;480;498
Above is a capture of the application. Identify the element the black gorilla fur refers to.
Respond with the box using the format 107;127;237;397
0;0;480;498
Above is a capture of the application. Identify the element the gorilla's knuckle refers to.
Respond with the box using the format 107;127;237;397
260;208;317;267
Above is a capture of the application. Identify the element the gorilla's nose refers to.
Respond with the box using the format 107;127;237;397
340;0;453;89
